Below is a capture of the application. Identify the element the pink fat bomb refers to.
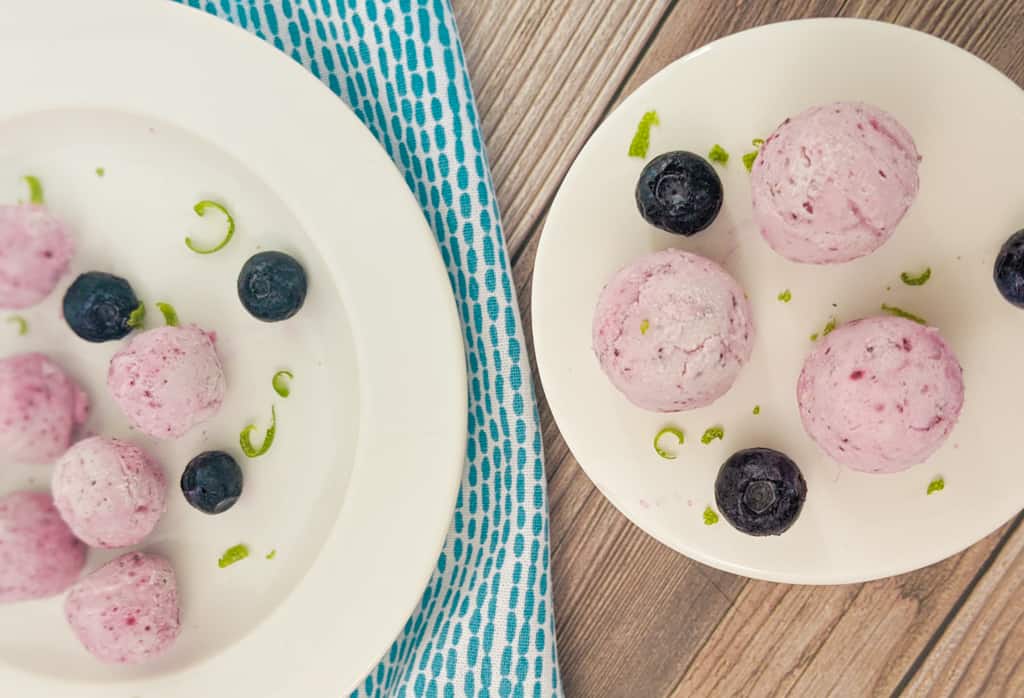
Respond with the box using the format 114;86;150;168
107;324;226;439
52;436;167;548
592;248;754;412
0;352;89;465
0;204;74;309
751;102;920;264
798;316;964;473
0;491;86;603
65;552;181;664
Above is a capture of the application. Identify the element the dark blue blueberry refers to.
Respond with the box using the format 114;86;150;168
715;448;807;536
181;451;243;515
636;151;723;236
238;251;307;322
62;272;140;342
994;229;1024;308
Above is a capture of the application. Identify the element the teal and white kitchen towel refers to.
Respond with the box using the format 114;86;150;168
175;1;560;696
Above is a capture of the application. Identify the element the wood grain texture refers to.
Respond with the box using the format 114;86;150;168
903;516;1024;697
451;0;1024;696
449;0;668;260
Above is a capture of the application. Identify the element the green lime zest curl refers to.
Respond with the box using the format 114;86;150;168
7;315;27;336
240;405;277;457
23;176;43;205
901;267;932;286
881;304;927;325
272;370;293;398
927;477;945;495
155;302;178;327
703;507;720;525
700;426;724;445
628;111;659;158
218;544;249;568
654;426;684;459
185;200;235;254
127;303;145;329
707;144;729;164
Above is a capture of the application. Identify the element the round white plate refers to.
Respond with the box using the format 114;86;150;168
533;19;1024;584
0;2;465;695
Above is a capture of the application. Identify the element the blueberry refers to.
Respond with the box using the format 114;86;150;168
238;251;307;322
636;151;723;236
62;272;140;342
181;451;243;514
994;229;1024;308
714;448;807;536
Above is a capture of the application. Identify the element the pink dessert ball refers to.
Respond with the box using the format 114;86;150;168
0;203;74;309
52;436;167;549
0;352;89;465
107;324;226;439
65;552;181;664
751;102;920;264
0;490;86;602
798;316;964;473
592;248;754;412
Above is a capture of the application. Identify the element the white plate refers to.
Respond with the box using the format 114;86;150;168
0;2;465;695
533;19;1024;584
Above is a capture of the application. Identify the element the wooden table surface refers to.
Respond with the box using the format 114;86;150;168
449;1;1024;696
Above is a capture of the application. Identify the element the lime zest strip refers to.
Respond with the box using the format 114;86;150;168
272;370;294;398
240;405;277;457
155;302;178;327
185;200;235;254
23;175;43;205
640;319;650;336
752;405;761;415
7;315;27;336
95;167;105;177
703;506;720;525
881;303;927;325
218;543;250;568
266;549;277;560
628;110;659;158
127;302;145;329
707;144;729;164
700;426;724;445
777;289;792;303
900;267;932;286
654;426;684;459
927;477;945;495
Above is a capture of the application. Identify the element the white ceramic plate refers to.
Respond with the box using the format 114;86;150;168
533;19;1024;584
0;2;466;695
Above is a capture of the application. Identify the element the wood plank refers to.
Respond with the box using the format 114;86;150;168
450;0;669;259
902;516;1024;697
669;522;1013;698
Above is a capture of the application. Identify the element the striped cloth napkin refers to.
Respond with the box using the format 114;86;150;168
174;1;561;696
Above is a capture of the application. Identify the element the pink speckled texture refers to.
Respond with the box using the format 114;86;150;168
751;102;920;264
592;248;754;412
65;552;181;664
0;491;86;603
107;324;226;439
0;204;74;309
52;436;167;548
798;316;964;473
0;352;89;465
